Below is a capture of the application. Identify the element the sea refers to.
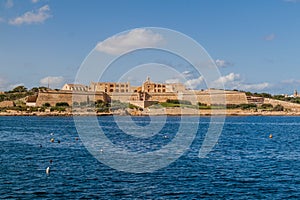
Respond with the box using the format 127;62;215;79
0;116;300;199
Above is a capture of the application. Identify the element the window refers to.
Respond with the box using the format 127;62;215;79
110;89;114;92
163;89;166;92
121;89;124;92
110;84;113;87
158;89;161;92
115;89;119;92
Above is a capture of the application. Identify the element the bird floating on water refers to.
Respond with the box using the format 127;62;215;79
46;167;50;174
269;134;273;138
50;138;54;143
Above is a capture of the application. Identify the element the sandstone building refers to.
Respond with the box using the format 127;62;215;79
35;77;249;107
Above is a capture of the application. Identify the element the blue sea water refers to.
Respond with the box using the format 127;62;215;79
0;116;300;199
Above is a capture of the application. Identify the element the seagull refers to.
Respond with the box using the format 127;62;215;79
46;167;50;174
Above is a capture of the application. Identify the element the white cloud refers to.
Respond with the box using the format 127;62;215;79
240;82;270;91
9;5;51;25
211;73;270;91
165;78;181;84
185;76;204;89
215;59;233;68
31;0;39;3
264;33;276;41
5;0;14;9
40;76;65;89
182;70;194;78
214;73;240;86
96;28;164;55
281;79;300;84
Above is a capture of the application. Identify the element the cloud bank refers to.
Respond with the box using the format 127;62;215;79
96;28;164;55
181;72;270;92
9;5;51;25
215;59;234;68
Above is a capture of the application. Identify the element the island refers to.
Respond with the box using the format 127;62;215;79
1;77;300;116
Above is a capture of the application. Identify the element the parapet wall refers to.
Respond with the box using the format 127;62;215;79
35;89;249;107
264;98;300;111
182;90;248;105
36;90;107;106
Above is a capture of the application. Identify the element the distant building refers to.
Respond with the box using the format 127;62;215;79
61;84;88;92
26;95;38;107
142;77;186;93
142;77;167;93
89;82;131;93
294;90;299;97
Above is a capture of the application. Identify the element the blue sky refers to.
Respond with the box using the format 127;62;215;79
0;0;300;94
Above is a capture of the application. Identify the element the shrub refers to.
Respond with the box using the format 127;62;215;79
260;103;273;109
240;103;257;110
273;104;284;111
80;102;88;106
198;102;207;107
50;106;66;112
55;102;69;107
226;104;240;109
72;102;79;107
166;99;192;105
43;102;51;107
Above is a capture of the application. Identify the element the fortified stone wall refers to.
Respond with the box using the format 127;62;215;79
181;90;248;105
36;90;107;106
264;98;300;111
0;101;15;108
147;93;178;102
110;92;179;102
35;89;249;107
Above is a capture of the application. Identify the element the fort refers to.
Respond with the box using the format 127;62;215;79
35;77;250;108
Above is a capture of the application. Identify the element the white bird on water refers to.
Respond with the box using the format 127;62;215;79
46;167;50;174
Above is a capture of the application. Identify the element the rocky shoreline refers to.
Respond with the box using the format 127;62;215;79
1;108;300;116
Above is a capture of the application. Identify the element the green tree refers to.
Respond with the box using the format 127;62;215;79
12;86;27;93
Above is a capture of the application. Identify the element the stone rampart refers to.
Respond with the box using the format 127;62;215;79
36;90;107;106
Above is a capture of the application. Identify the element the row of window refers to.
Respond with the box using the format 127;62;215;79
146;84;166;88
105;89;129;93
107;84;129;88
